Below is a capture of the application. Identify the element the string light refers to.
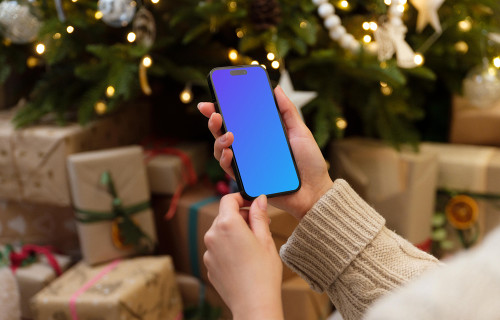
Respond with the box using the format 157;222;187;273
413;53;424;66
251;60;259;65
106;86;115;97
26;56;39;68
362;22;370;30
53;33;61;40
180;84;193;104
454;41;468;53
397;4;405;12
363;35;372;43
35;43;45;55
95;11;103;19
66;26;74;34
335;117;347;130
384;0;391;5
494;57;500;68
369;22;378;31
271;61;280;69
261;64;267;69
267;52;275;61
228;49;238;61
127;32;136;42
300;21;308;28
94;101;107;114
339;0;349;9
381;85;393;95
71;0;77;2
228;1;237;12
151;0;159;3
142;55;152;68
458;19;472;32
236;28;244;38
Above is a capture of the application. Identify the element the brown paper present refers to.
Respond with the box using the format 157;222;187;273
421;143;500;242
14;252;71;318
67;146;157;265
450;95;500;146
153;185;298;283
282;276;332;320
0;200;79;255
329;138;438;244
30;256;182;320
0;103;149;206
146;142;209;195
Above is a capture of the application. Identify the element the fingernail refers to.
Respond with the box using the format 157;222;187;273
257;195;267;211
197;102;201;110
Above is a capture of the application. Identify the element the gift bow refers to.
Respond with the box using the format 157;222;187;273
75;171;153;251
6;244;62;275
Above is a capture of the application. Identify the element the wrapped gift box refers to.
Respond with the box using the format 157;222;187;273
15;252;71;318
450;95;500;146
30;256;182;320
0;104;149;206
153;185;298;283
421;143;500;240
0;200;79;255
67;146;157;265
282;276;332;320
146;142;209;195
329;138;438;244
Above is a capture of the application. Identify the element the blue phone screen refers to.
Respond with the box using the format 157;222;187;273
210;66;300;198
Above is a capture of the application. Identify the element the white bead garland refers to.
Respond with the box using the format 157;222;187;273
318;3;334;18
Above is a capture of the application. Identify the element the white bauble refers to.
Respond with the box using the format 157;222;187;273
0;0;40;43
463;65;500;108
312;0;327;5
324;15;341;30
98;0;136;28
317;3;334;18
329;25;346;40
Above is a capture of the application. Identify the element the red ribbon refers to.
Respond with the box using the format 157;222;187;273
9;244;62;276
415;238;432;253
144;147;198;220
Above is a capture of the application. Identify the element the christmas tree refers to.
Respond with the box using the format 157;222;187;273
0;0;499;148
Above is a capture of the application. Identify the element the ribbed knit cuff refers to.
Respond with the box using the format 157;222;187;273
279;179;385;292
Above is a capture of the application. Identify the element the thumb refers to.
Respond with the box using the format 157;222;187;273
274;85;304;132
249;195;272;243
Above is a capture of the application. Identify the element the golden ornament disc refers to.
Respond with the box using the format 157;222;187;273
445;195;479;230
111;218;134;250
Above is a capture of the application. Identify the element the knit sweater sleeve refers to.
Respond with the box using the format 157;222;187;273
279;179;441;320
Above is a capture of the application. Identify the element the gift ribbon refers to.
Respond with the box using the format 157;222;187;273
75;171;153;251
144;147;198;220
69;259;121;320
8;244;62;275
188;196;220;279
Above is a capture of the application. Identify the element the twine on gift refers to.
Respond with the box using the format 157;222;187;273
74;171;154;252
144;147;198;220
7;244;62;275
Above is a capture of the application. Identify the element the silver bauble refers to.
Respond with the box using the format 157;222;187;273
463;65;500;108
0;0;41;44
98;0;136;28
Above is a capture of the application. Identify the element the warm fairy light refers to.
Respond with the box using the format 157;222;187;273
236;28;244;38
458;19;472;32
151;0;159;3
71;0;77;2
53;33;61;39
414;53;424;66
399;0;407;4
271;61;280;69
142;56;152;68
384;0;391;5
228;49;238;61
339;0;349;9
381;85;393;95
380;81;388;87
228;1;237;12
94;101;107;114
267;52;275;61
95;11;103;19
127;32;136;42
397;4;405;12
369;22;378;31
106;86;115;97
336;117;347;130
26;56;38;68
261;64;267;69
494;57;500;68
362;22;370;30
35;43;45;55
454;41;468;53
363;35;372;43
66;26;74;33
300;21;308;28
251;60;259;65
180;86;193;104
380;61;388;68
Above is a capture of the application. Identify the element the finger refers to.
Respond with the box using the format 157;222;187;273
218;193;247;220
248;195;272;243
220;148;236;180
208;113;224;138
214;132;234;160
274;86;306;132
239;208;249;223
197;102;216;118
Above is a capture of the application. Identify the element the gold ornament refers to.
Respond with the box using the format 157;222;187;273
445;195;479;230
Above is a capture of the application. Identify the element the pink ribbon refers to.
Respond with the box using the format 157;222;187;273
69;259;121;320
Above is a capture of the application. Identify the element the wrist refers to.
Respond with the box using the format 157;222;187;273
298;178;334;220
232;294;284;320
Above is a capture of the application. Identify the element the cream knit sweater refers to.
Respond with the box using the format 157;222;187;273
280;179;441;320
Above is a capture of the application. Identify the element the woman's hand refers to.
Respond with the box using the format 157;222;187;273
198;86;333;220
203;193;284;320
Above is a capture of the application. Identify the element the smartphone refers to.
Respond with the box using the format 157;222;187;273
207;65;301;199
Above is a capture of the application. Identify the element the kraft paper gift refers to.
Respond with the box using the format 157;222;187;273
153;185;298;283
30;256;182;320
0;200;79;255
0;266;21;320
450;95;500;146
0;104;149;206
67;146;157;265
329;138;438;244
421;143;500;241
145;142;209;195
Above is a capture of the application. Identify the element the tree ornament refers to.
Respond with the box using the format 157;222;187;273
97;0;137;28
463;65;500;109
0;0;41;44
409;0;444;33
278;69;317;120
132;7;156;48
445;195;478;230
249;0;281;31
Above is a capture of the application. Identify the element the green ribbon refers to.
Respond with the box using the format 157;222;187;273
75;171;154;251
